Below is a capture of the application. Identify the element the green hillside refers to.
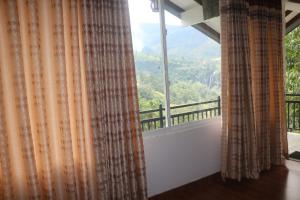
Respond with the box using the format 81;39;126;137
132;23;221;112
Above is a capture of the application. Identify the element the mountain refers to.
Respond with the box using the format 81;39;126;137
131;23;221;110
132;23;221;61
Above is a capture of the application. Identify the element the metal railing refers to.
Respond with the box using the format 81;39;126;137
139;94;300;132
140;96;221;131
286;94;300;132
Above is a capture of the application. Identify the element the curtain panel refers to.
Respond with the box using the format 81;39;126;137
220;0;288;180
0;0;147;199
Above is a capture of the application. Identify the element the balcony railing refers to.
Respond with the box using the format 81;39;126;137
139;94;300;132
286;94;300;132
140;96;221;131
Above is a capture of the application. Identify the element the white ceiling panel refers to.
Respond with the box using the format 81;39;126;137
170;0;198;10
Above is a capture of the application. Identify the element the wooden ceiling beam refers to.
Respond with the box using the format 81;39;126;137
165;0;300;39
286;13;300;33
164;0;220;43
286;1;300;13
286;11;299;22
286;10;293;16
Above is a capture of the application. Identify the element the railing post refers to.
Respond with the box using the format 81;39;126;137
159;104;164;128
217;96;221;115
287;102;290;131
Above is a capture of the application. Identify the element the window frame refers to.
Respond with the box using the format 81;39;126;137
129;0;221;132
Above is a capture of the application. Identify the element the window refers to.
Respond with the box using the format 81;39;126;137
128;0;221;132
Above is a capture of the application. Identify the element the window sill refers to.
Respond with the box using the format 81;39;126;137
142;116;221;139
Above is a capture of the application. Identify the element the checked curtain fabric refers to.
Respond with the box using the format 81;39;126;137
0;0;147;199
220;0;288;180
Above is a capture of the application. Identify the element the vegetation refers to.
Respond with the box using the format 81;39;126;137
133;24;221;118
285;27;300;132
133;23;300;131
286;26;300;94
135;52;220;114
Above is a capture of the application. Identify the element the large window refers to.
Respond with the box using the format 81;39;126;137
128;0;221;131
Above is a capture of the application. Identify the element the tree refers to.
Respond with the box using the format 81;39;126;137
285;26;300;94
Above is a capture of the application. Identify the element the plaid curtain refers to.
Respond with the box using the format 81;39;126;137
0;0;147;199
220;0;288;180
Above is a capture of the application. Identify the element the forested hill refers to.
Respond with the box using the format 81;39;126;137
133;23;220;60
132;22;300;115
132;23;221;111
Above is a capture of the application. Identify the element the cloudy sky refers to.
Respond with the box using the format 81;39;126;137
128;0;182;50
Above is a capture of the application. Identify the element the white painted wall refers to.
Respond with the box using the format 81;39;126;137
143;117;222;197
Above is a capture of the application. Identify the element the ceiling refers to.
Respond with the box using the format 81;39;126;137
163;0;300;43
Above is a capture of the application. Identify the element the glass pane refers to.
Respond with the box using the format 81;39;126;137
165;11;221;126
128;0;165;131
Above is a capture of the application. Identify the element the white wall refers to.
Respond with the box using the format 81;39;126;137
143;117;222;197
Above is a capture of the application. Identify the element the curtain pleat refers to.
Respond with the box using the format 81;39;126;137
81;0;147;199
220;0;288;180
0;0;147;199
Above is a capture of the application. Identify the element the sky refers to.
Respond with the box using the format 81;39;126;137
128;0;182;50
